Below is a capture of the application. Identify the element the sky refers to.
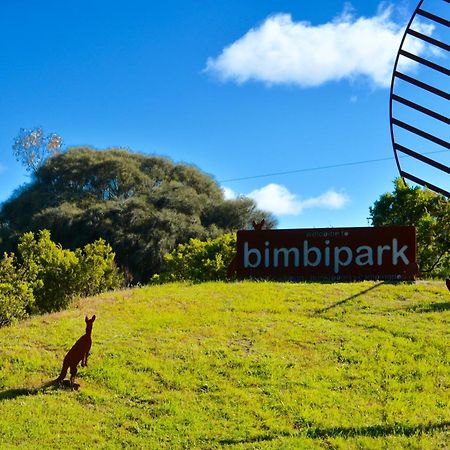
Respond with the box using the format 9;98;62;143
0;0;448;229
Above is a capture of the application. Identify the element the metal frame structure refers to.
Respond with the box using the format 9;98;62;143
389;0;450;197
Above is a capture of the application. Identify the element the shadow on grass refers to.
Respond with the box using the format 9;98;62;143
218;432;290;446
356;322;417;341
217;421;450;445
315;282;385;314
0;380;77;401
408;302;450;313
305;421;450;439
0;387;39;401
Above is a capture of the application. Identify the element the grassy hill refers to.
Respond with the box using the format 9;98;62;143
0;281;448;449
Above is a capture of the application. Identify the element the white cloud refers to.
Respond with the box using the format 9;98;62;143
248;184;302;215
222;186;237;200
300;189;350;210
205;4;434;88
244;183;349;216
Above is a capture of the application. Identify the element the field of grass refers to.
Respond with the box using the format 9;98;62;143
0;281;449;449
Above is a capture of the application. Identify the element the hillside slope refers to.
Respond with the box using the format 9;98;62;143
0;281;449;449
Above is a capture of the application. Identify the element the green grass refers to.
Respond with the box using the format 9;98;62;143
0;281;449;449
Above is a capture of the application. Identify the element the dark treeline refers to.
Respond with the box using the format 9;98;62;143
0;148;275;282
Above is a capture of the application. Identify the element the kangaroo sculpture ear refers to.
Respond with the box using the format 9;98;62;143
85;316;88;323
91;315;96;321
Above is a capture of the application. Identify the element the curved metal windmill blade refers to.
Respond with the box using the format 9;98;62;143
389;0;450;197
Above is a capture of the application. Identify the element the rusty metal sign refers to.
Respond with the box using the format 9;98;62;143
390;0;449;197
235;227;418;281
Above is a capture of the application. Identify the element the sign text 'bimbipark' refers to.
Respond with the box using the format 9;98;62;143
236;226;418;281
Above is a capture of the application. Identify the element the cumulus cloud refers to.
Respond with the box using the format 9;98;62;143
205;4;434;88
222;186;237;200
248;184;302;215
300;189;350;210
226;183;350;216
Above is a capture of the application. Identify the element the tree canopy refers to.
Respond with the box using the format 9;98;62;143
0;147;276;281
369;178;449;278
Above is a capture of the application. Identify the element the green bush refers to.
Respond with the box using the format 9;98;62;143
0;253;34;325
75;239;124;297
16;230;123;313
153;233;236;283
370;179;450;278
17;230;80;312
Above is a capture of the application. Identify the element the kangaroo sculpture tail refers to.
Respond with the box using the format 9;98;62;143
55;361;69;383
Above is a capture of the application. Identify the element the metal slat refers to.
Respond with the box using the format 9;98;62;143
399;50;450;77
416;9;450;27
406;29;450;52
392;94;450;125
392;118;450;149
394;71;450;100
395;143;450;173
401;170;450;197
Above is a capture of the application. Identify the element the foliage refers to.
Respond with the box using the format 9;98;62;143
0;148;275;281
0;281;448;448
369;178;450;278
0;253;34;326
74;239;124;297
12;127;63;173
15;230;123;313
18;230;79;312
153;233;236;283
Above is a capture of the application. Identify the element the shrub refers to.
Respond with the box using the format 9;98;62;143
74;239;124;297
154;233;236;283
370;179;450;278
0;253;34;325
16;230;123;313
17;230;80;312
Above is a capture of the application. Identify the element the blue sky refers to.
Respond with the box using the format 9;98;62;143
0;0;448;229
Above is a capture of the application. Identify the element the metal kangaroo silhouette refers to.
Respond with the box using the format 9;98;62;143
55;315;96;387
252;219;265;231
